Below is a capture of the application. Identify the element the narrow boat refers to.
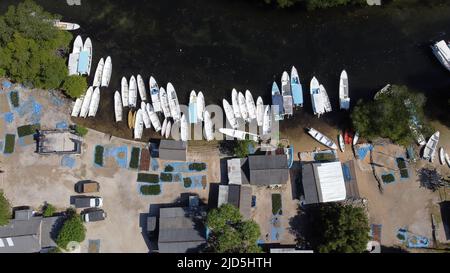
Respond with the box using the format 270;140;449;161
53;20;80;31
68;35;83;75
204;111;214;141
431;40;450;72
149;76;161;112
445;152;450;168
232;89;241;119
88;87;100;117
82;38;93;76
165;121;172;139
307;128;338;150
245;90;257;120
128;75;138;108
146;103;161;132
92;58;104;87
161;119;168;137
100;56;112;87
291;66;303;108
271;82;284;121
121;77;129;107
310;77;325;117
132;111;137;128
128;110;134;129
238;91;249;122
180;114;188;141
256;96;264;127
423;131;440;162
71;97;83;117
134;109;144;139
286;146;294;169
189;90;198;124
141;102;151;129
320;84;332;113
219;128;259;142
114;91;123;122
79;87;93;118
223;99;238;129
281;71;293;116
197;91;205;122
73;35;83;54
439;147;446;165
159;87;171;118
353;131;360;146
167;83;181;121
338;134;345;152
263;105;272;136
137;74;147;101
339;70;350;110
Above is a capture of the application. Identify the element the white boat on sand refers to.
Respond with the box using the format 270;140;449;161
353;131;360;146
197;91;205;122
149;76;161;112
439;147;446;165
245;90;257;120
137;74;147;101
161;119;168;137
101;56;112;87
422;131;440;162
82;38;93;76
282;71;293;116
204;111;214;141
232;89;241;119
262;105;271;136
128;76;137;108
88;87;100;117
189;91;198;124
339;134;345;152
92;58;104;87
114;91;122;122
121;77;129;108
339;70;350;110
238;91;249;122
146;103;161;132
165;121;172;139
141;102;151;129
307;128;338;150
223;99;238;129
256;96;264;127
134;109;144;139
71;97;83;117
180;114;188;141
159;87;171;119
79;86;93;118
445;152;450;168
167;83;181;121
219;128;259;141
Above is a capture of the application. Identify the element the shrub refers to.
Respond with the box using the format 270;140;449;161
160;173;173;182
9;91;19;107
42;203;56;217
74;125;88;137
189;162;207;172
56;210;86;250
272;194;282;215
0;190;11;226
382;174;395;184
183;177;192;188
396;158;407;169
17;124;40;137
137;173;159;183
61;75;88;99
400;169;409;179
4;134;15;154
164;165;174;172
129;147;140;169
94;146;104;166
314;153;336;162
140;185;161;195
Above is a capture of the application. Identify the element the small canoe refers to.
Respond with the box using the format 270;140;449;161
165;121;172;139
263;105;271;136
223;99;238;129
439;147;445;165
167;82;181;121
219;128;259;142
204;111;214;141
339;70;350;110
128;75;138;108
114;91;122;122
353;131;360;146
256;96;264;127
307;128;338;150
137;74;147;101
197;91;205;122
121;77;129;107
338;134;345;152
161;118;168;137
271;82;284;121
445;152;450;168
232;88;241;119
141;102;151;129
159;87;171;119
146;103;161;132
128;110;134;129
282;71;293;116
72;35;83;54
100;56;112;87
88;87;100;117
134;109;144;139
71;97;83;117
291;66;303;108
423;131;440;162
180;114;188;141
245;90;257;120
79;86;93;118
92;58;104;87
82;38;93;76
238;91;249;122
149;76;161;112
189;90;198;124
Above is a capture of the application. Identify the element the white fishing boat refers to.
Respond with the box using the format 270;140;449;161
320;84;332;113
149;76;161;112
189;90;198;124
310;77;325;117
238;92;249;122
134;109;144;139
114;91;123;122
439;147;446;165
73;35;83;54
263;105;271;136
339;70;350;110
223;99;238;129
137;74;147;101
180;114;188;141
88;87;100;117
161;119;168;137
159;87;171;118
423;131;440;162
338;134;345;152
82;38;93;76
197;91;205;122
121;77;129;107
219;128;259;142
141;102;151;129
167;83;181;121
353;131;360;146
53;20;80;31
68;35;83;75
307;128;338;150
445;152;450;168
165;121;172;139
245;90;257;120
92;58;104;87
71;97;83;117
272;82;284;121
282;71;293;116
256;96;264;127
204;111;214;141
146;103;161;132
100;56;112;87
431;40;450;72
291;66;304;108
231;88;241;119
128;76;138;108
79;86;93;118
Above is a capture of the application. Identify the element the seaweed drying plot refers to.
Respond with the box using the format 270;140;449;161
163;162;207;173
140;184;161;195
137;173;159;183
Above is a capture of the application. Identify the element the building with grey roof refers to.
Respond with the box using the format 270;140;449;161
37;129;82;155
247;155;289;186
227;158;249;185
158;140;187;161
217;185;252;219
0;209;60;253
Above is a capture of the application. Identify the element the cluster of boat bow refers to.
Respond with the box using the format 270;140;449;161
68;35;92;76
422;131;450;168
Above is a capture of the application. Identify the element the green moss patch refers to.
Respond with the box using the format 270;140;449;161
160;173;173;182
17;124;40;137
4;134;15;154
129;147;140;169
140;185;161;195
183;177;192;188
382;173;395;184
9;91;19;107
137;173;159;183
188;162;207;172
94;146;104;166
272;193;282;215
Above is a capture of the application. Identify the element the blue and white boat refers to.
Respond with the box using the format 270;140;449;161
189;90;198;124
281;71;293;117
290;66;303;108
149;76;161;112
271;82;284;121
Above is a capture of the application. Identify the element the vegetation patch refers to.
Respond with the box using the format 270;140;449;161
17;124;40;137
4;134;15;154
62;75;88;99
9;91;19;107
140;184;161;195
183;177;192;188
160;172;173;182
400;169;409;179
94;146;104;167
74;125;88;137
396;158;407;169
314;152;336;162
42;203;56;217
164;165;174;172
137;173;159;183
56;209;86;250
271;194;282;215
0;190;11;226
189;162;207;172
381;173;396;184
129;147;140;169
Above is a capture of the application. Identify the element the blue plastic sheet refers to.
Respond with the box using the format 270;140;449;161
61;155;76;168
56;121;68;129
4;112;14;123
2;80;12;89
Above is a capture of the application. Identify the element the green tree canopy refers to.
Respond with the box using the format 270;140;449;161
206;204;262;253
310;203;370;253
62;75;88;98
56;209;86;250
0;190;11;226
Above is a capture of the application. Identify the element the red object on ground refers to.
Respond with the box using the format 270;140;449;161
139;149;150;171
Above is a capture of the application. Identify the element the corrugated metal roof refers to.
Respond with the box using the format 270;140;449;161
228;185;240;208
159;140;187;161
218;185;229;207
239;186;252;219
315;162;346;203
302;163;320;205
248;155;289;185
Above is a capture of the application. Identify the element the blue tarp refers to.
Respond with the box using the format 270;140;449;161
189;102;197;124
77;51;89;74
104;145;128;168
151;158;159;171
342;163;352;182
61;155;76;168
4;112;14;123
356;144;373;160
291;82;303;106
56;121;68;129
2;80;12;89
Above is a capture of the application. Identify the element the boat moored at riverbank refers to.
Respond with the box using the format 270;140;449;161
149;76;161;112
114;91;122;122
93;58;104;87
128;76;138;108
281;71;293;117
204;111;214;141
121;77;129;108
159;87;171;119
53;20;80;31
167;83;181;121
101;56;112;87
422;131;439;162
245;90;257;121
431;40;450;72
339;70;350;110
88;87;100;117
189;90;198;124
197;91;205;122
80;86;93;118
137;74;147;101
291;66;303;108
68;35;83;75
271;82;284;121
307;127;338;150
223;99;238;129
232;89;241;119
256;96;264;127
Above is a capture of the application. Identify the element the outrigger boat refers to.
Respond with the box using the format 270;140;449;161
149;76;161;112
121;77;129;108
114;91;123;122
339;70;350;110
291;66;303;108
271;82;284;121
281;71;293;117
307;128;338;150
423;131;440;162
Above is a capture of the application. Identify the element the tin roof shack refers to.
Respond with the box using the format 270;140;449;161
217;185;252;219
227;158;249;185
0;209;61;253
37;129;82;155
247;155;289;186
301;162;347;205
158;140;187;161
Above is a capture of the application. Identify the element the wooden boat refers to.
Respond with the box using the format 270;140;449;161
271;82;284;121
79;86;93;118
320;84;332;113
339;70;350;110
128;75;137;108
165;121;172;139
232;88;241;119
141;102;151;129
189;90;198;124
161;118;168;137
149;76;161;112
245;90;257;120
128;110;134;129
53;20;80;31
423;131;440;162
256;96;264;127
238;91;249;122
338;134;345;152
262;105;272;136
291;66;303;108
180;114;188;141
133;109;144;139
439;147;446;165
223;99;238;129
146;103;161;132
88;87;100;117
100;56;112;87
132;111;137;128
307;128;338;150
167;82;181;121
121;77;129;107
137;74;147;101
197;91;205;122
71;97;83;117
92;58;104;87
82;38;93;76
204;111;214;141
353;131;360;146
219;128;259;141
159;87;171;118
114;91;122;122
281;71;293;116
